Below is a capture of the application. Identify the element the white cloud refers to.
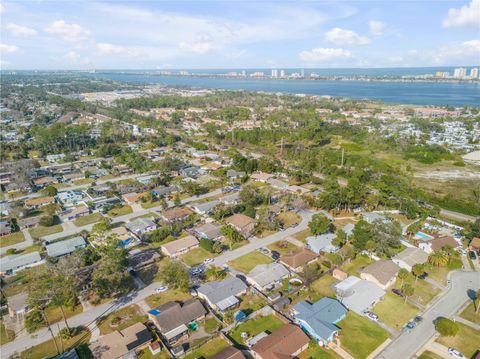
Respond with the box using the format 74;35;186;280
96;43;138;57
179;41;215;54
0;4;4;13
44;20;91;42
400;40;480;66
0;43;19;53
5;23;37;37
299;47;351;62
368;20;386;36
324;27;370;46
443;0;480;27
63;51;91;66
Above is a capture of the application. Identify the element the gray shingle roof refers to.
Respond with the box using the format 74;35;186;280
197;277;247;306
334;276;385;314
0;252;42;273
46;236;86;258
248;263;289;288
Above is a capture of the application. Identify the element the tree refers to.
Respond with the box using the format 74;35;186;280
39;215;56;227
402;283;414;303
398;268;410;287
412;263;424;283
428;251;449;267
204;266;227;281
44;185;58;197
221;226;245;246
239;186;262;207
159;260;190;292
308;213;333;236
332;229;347;248
435;317;459;337
352;219;402;257
173;193;181;206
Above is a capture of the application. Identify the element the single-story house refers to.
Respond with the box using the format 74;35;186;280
469;237;480;252
152;185;178;198
334;276;385;314
226;170;246;180
18;216;42;229
122;192;148;205
211;347;246;359
0;252;43;276
268;178;289;190
392;247;429;271
161;235;199;258
160;207;193;223
225;213;257;238
247;263;290;291
89;322;152;359
342;223;355;238
110;227;136;247
418;235;458;254
46;236;86;258
125;218;157;237
362;212;388;224
307;233;338;254
220;192;240;205
197;277;248;312
280;248;318;272
148;299;207;345
7;293;29;319
127;249;161;272
0;220;11;236
292;298;347;346
252;324;310;359
56;190;85;207
192;222;223;240
59;204;90;222
360;260;400;290
33;176;57;188
251;172;275;182
191;200;220;215
24;196;55;210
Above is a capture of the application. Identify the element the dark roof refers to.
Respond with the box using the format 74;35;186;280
252;324;310;359
151;299;206;333
211;347;246;359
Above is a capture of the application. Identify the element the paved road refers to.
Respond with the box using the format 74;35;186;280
1;282;161;357
0;229;34;255
214;209;315;266
439;209;478;223
376;270;480;359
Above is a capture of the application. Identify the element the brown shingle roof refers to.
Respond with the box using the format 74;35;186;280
25;196;54;207
252;324;309;359
161;207;193;221
225;213;256;230
151;299;206;333
470;237;480;250
360;260;400;286
211;347;246;359
431;236;457;251
280;248;318;269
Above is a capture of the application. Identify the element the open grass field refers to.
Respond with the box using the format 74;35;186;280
181;247;218;267
436;322;480;358
341;255;373;276
107;205;133;217
97;304;147;335
73;213;105;226
229;314;285;346
145;288;192;308
459;301;480;325
183;337;230;359
0;231;25;248
338;311;390;359
372;292;418;330
228;251;272;273
29;224;63;238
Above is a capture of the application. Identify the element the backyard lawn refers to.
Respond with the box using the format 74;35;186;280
310;274;337;299
138;348;171;359
183;337;230;359
73;213;105;226
459;301;480;324
97;304;147;335
340;255;373;276
299;344;342;359
0;319;15;345
228;251;272;273
268;240;299;255
0;231;25;247
338;311;389;359
229;314;285;346
372;292;418;330
20;328;91;359
181;247;218;267
107;205;133;217
145;288;192;308
29;224;63;238
436;322;480;358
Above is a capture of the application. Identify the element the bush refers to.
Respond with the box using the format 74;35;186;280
39;215;55;227
435;317;459;337
199;238;214;253
25;309;45;333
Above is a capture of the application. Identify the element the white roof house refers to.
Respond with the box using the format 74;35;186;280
247;263;290;290
0;252;43;275
334;276;385;314
46;236;86;258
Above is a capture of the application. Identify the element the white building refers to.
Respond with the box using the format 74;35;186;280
271;69;278;78
470;68;479;79
453;67;467;79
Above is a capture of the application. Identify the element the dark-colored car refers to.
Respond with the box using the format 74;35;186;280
469;251;477;260
392;288;404;297
271;251;280;261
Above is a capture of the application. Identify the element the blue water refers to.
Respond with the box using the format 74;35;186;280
91;72;480;107
415;232;434;240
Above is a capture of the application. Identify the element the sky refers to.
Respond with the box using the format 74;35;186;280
0;0;479;70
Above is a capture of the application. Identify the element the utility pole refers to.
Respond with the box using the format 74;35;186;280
41;308;60;356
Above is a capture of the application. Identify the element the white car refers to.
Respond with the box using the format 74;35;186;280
204;258;214;264
363;311;379;322
448;348;465;358
155;286;168;293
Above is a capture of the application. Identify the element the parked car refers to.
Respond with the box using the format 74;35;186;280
271;251;280;261
258;247;270;255
448;348;465;358
291;223;298;228
203;258;214;265
155;286;168;293
414;316;423;323
469;251;477;260
363;311;379;322
405;321;417;330
392;288;404;297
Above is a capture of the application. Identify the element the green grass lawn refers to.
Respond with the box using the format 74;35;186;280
0;319;15;345
309;274;337;299
459;301;480;324
145;288;192;308
299;343;342;359
341;255;373;276
183;337;230;359
107;205;133;217
338;311;390;359
418;351;444;359
268;240;299;255
0;231;25;247
29;224;63;238
294;229;311;243
393;277;440;306
45;305;83;324
73;178;94;185
229;314;284;346
97;304;147;335
372;292;418;330
20;329;91;359
73;213;105;227
141;200;163;209
204;317;222;333
425;259;463;285
181;247;218;267
138;348;171;359
278;211;301;228
436;322;480;358
228;251;272;273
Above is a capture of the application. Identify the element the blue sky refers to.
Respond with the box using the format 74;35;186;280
0;0;479;69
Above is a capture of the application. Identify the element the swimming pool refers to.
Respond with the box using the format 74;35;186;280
415;231;434;240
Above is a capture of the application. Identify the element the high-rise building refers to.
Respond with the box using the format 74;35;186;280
453;67;467;79
470;68;479;79
280;69;285;77
271;69;278;78
241;70;246;77
300;68;305;77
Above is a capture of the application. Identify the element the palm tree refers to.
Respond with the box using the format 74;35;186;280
412;264;424;283
428;251;449;267
398;268;410;287
402;284;415;304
